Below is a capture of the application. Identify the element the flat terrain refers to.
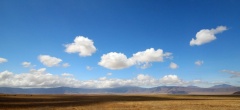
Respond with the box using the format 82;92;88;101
0;94;240;110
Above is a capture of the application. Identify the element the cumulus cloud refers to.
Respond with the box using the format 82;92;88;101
0;57;8;63
195;60;204;66
38;55;62;67
98;48;172;70
0;70;13;80
163;52;173;59
99;77;107;81
65;36;96;57
85;74;184;88
21;62;32;68
190;26;227;46
221;70;240;78
0;69;203;88
0;68;84;88
169;62;178;69
98;52;134;70
131;48;166;63
136;74;151;81
61;73;73;77
160;75;182;84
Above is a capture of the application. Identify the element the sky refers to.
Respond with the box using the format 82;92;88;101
1;0;240;88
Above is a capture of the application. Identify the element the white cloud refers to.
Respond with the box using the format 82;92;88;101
160;75;182;84
98;48;172;70
0;68;83;88
190;26;227;46
99;77;107;81
0;57;8;63
84;74;185;88
0;71;13;80
0;69;204;88
134;74;157;86
131;48;165;63
61;73;73;77
65;36;96;57
169;62;178;69
195;60;204;66
29;68;47;74
221;70;240;78
21;62;31;68
136;74;152;81
62;63;70;68
86;66;93;70
163;52;173;59
38;55;62;67
98;52;134;70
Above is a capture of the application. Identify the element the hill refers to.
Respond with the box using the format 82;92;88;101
233;91;240;95
210;84;235;88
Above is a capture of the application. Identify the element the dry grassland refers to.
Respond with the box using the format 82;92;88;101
0;94;240;110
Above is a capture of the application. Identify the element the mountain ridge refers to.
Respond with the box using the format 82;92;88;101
210;84;235;88
0;84;239;95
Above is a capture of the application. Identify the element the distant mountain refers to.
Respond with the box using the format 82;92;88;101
233;91;240;95
210;84;235;88
187;85;200;88
0;84;240;95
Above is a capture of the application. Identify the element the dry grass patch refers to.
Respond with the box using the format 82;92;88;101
0;94;239;110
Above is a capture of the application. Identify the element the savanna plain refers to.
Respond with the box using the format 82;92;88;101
0;94;240;110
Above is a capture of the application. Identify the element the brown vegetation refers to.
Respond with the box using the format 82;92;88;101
0;94;240;110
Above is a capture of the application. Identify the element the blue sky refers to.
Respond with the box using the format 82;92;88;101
0;0;240;88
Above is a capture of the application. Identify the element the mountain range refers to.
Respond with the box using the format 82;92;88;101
0;84;239;94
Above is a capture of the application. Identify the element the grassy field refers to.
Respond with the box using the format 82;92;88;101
0;94;240;110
